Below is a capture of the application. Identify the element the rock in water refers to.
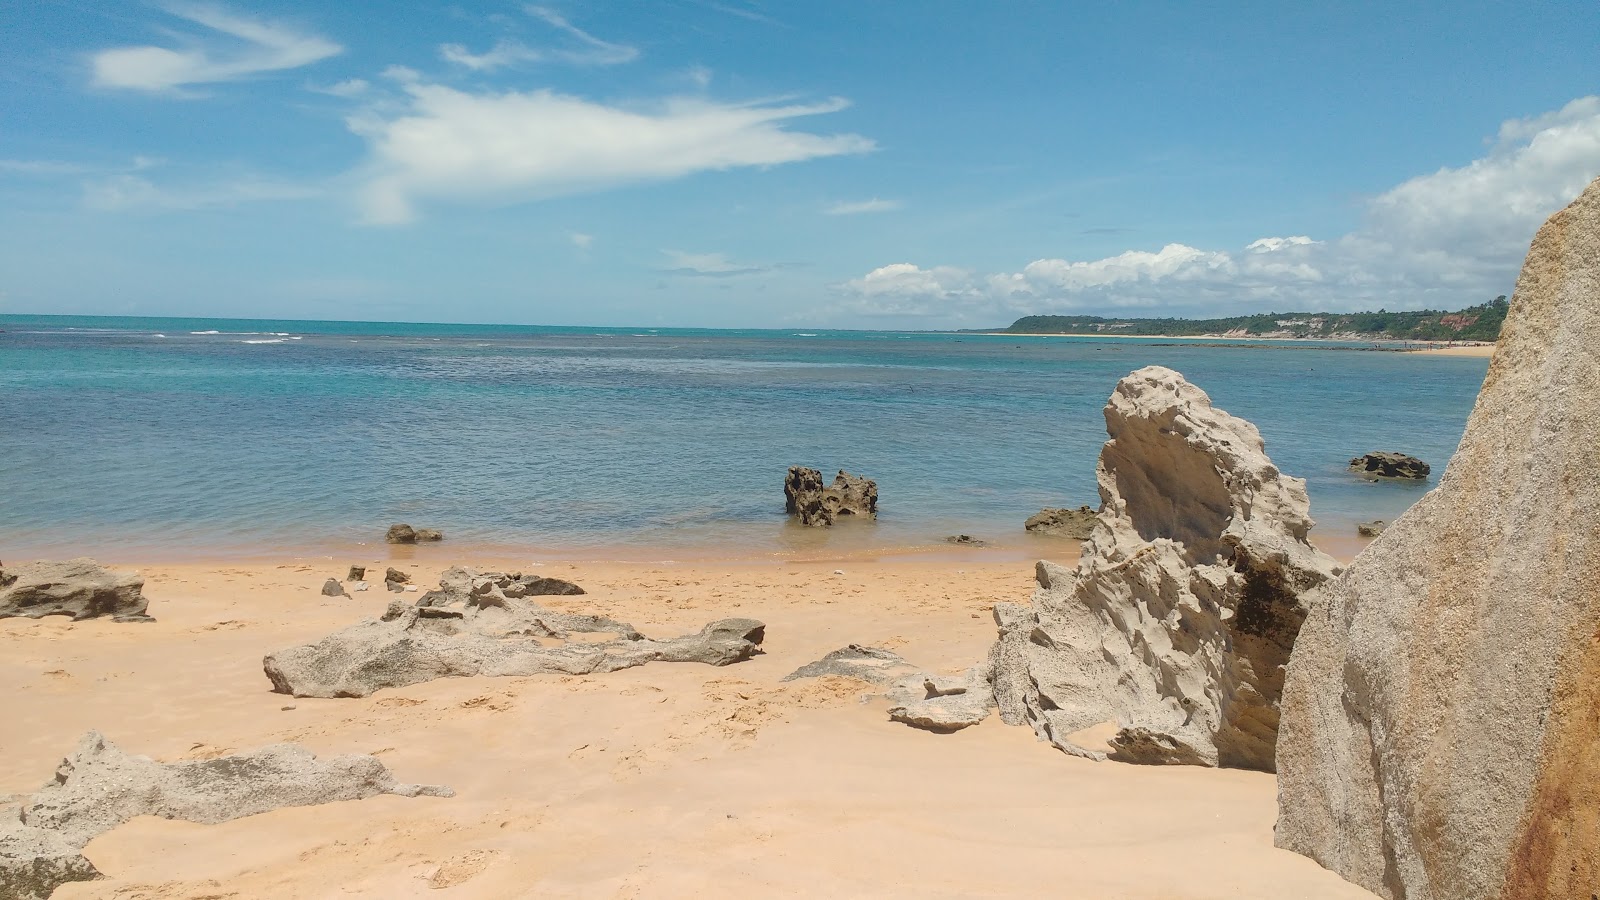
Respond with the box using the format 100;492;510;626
1356;520;1387;537
385;523;417;544
1348;451;1430;480
1024;506;1098;538
1276;177;1600;899
784;466;878;526
0;559;153;622
989;366;1340;770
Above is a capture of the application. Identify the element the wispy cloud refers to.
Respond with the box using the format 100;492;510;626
83;174;319;211
349;82;874;224
440;5;637;71
825;197;900;215
837;96;1600;324
308;78;369;98
659;250;773;277
90;3;341;94
571;232;594;249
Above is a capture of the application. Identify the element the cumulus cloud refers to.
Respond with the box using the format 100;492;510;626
91;3;340;93
439;5;637;71
825;197;900;215
838;96;1600;323
349;84;874;224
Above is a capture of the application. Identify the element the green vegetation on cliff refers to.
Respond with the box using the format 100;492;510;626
1002;297;1508;341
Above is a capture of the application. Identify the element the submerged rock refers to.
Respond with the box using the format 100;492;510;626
989;366;1340;771
1024;506;1098;538
1277;177;1600;899
943;534;986;546
2;731;448;898
784;467;878;526
264;577;765;697
1356;520;1387;537
0;559;153;622
385;524;444;544
1348;451;1430;480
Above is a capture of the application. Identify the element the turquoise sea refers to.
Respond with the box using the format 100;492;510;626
0;314;1490;561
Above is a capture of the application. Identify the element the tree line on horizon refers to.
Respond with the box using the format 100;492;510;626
999;296;1509;341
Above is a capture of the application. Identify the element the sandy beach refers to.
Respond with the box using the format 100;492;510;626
2;545;1378;899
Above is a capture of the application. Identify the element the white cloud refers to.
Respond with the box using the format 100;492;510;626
660;250;771;277
838;96;1600;324
83;174;318;211
349;84;874;224
440;6;637;71
309;78;369;98
91;3;341;94
571;232;594;249
825;197;900;215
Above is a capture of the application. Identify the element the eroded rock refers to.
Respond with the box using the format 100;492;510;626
782;645;920;685
1356;520;1387;537
0;559;153;622
386;524;443;544
1024;506;1098;538
1276;176;1600;899
785;645;993;731
784;467;878;527
1348;451;1430;480
989;366;1340;771
264;582;765;697
320;578;346;597
0;818;101;900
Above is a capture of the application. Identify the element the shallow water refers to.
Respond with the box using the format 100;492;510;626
0;315;1488;560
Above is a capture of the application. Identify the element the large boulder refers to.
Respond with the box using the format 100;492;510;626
2;731;449;897
1348;451;1430;480
784;467;878;526
1276;177;1600;898
264;577;765;697
989;367;1340;770
1024;505;1098;538
0;559;152;622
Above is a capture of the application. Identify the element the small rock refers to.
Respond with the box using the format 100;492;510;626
414;528;444;542
385;524;417;544
1348;452;1431;480
404;585;418;592
281;705;296;711
384;567;409;585
1357;520;1388;537
832;569;845;575
347;565;366;581
1024;506;1098;538
944;534;986;546
352;582;369;592
320;579;345;597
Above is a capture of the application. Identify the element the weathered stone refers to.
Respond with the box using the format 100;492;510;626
782;645;920;685
418;566;588;607
347;565;366;582
943;534;986;546
414;528;444;542
384;567;410;594
1024;506;1098;538
784;467;878;527
1356;520;1387;537
320;578;346;597
0;559;153;622
1348;451;1430;480
264;587;764;698
886;667;994;732
0;818;101;900
989;366;1340;771
1276;177;1600;899
385;523;417;544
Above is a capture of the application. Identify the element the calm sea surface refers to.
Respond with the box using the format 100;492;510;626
0;315;1490;561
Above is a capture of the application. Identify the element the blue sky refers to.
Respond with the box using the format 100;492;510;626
4;1;1598;328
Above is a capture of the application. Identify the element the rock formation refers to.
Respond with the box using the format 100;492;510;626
1276;177;1600;899
943;534;986;546
989;367;1340;770
320;578;346;597
384;566;410;593
785;645;994;731
0;559;153;622
784;467;878;526
783;645;920;685
1;731;448;899
1348;451;1430;480
347;565;366;581
1356;520;1387;537
386;524;444;544
265;573;766;697
1024;505;1098;538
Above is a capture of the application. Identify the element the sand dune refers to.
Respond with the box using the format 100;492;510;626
1;552;1376;898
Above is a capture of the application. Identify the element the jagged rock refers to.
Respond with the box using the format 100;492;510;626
1024;506;1098;538
385;567;409;592
1356;520;1387;537
0;559;153;622
784;467;878;527
1276;177;1600;899
989;366;1340;771
0;818;101;900
782;645;921;685
417;566;587;607
320;578;346;597
1;731;448;897
385;523;417;543
264;587;765;698
1348;452;1430;480
943;534;986;546
347;565;366;581
886;667;995;732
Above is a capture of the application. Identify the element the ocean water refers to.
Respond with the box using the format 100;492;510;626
0;315;1489;561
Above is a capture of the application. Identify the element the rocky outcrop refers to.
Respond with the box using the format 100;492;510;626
1276;177;1600;899
416;566;586;607
1024;506;1098;538
989;367;1340;770
1356;520;1387;537
1348;452;1430;480
2;731;448;899
784;467;878;526
385;524;444;544
785;645;994;731
0;559;153;622
782;645;920;685
264;580;765;697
